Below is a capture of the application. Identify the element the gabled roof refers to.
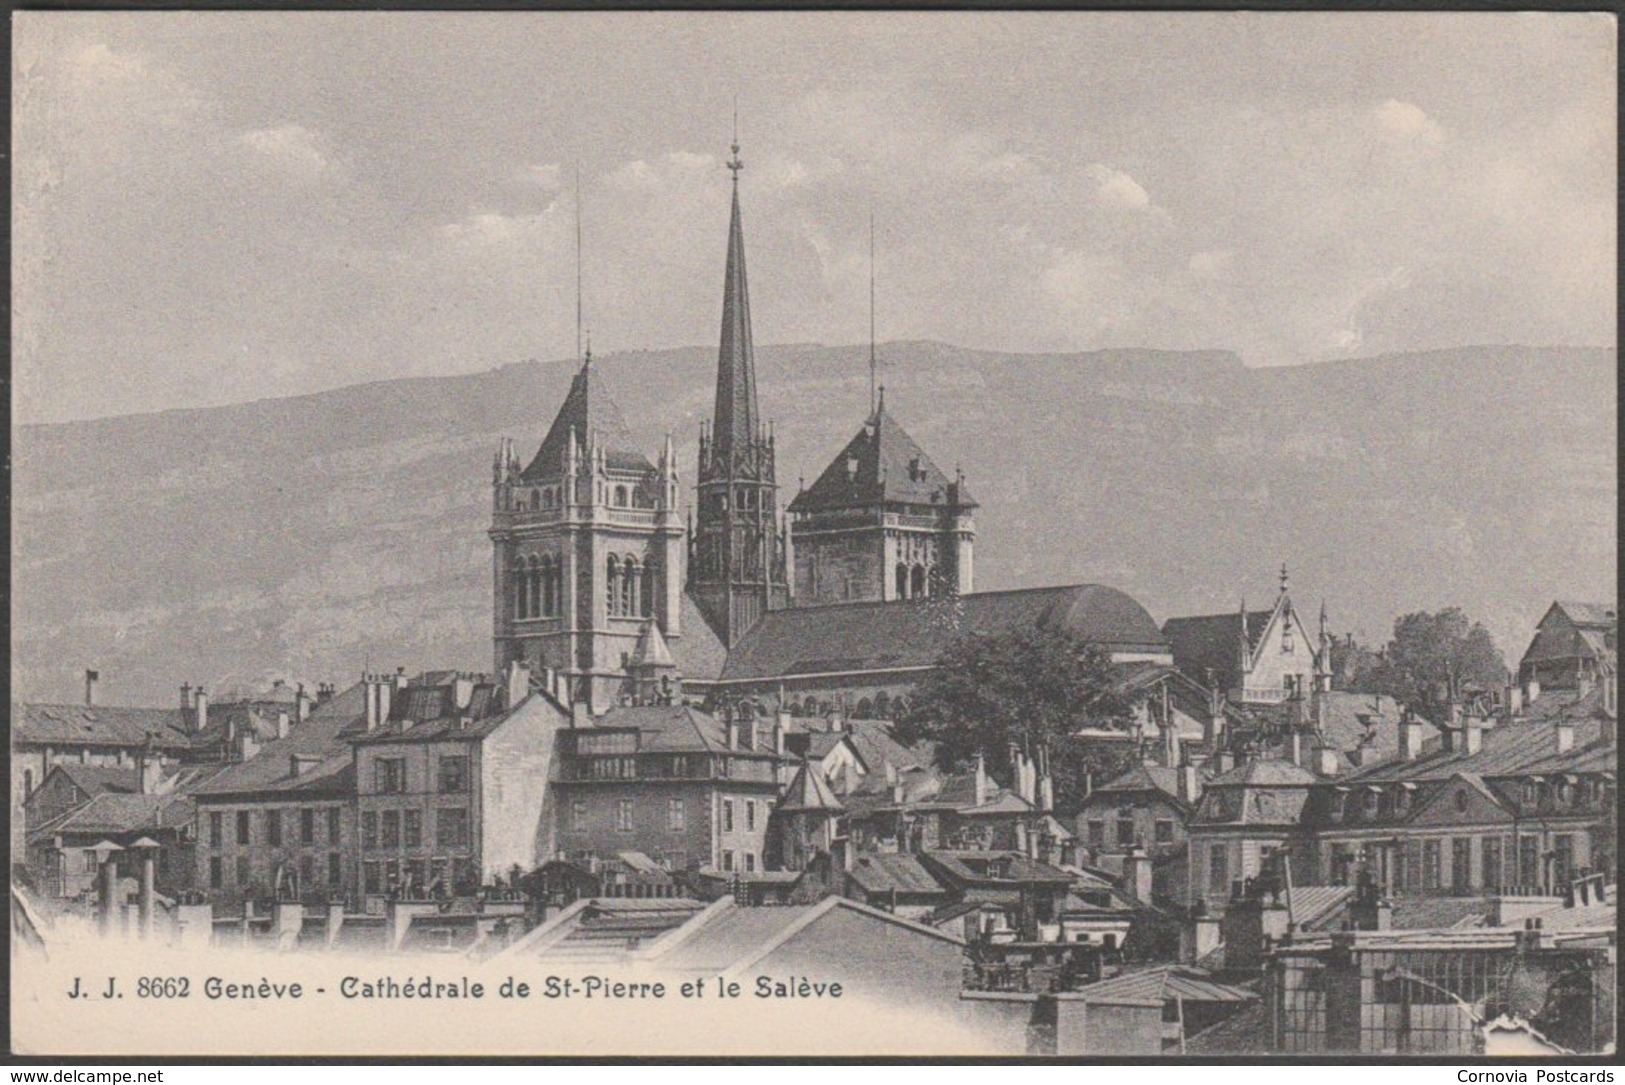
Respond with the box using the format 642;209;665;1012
40;764;140;800
1072;966;1257;1006
13;703;192;750
719;583;1167;682
1340;714;1610;785
588;703;775;756
1092;762;1182;802
1554;601;1618;629
28;792;194;841
193;683;366;797
348;673;517;746
789;406;975;514
520;359;650;482
1161;609;1273;687
778;762;844;812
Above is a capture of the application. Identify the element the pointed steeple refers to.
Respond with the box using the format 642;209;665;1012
712;134;759;460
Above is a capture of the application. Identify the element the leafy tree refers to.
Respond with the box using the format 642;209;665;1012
896;623;1145;816
1365;607;1507;719
1326;633;1385;693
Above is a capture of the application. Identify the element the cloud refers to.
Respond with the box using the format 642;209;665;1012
1087;164;1153;210
1375;98;1444;144
241;123;331;179
1187;249;1234;280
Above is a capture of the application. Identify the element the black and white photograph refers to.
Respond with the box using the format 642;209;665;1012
8;10;1618;1059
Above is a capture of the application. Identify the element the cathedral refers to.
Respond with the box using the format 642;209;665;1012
489;137;1173;715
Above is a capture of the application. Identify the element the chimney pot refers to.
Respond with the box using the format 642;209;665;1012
193;688;209;734
84;669;100;706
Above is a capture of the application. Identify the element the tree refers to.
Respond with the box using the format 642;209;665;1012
896;623;1145;816
1327;633;1385;693
1365;607;1508;720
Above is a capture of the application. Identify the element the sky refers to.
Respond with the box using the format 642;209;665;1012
13;11;1617;423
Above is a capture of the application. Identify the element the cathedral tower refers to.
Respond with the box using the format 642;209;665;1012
788;392;976;606
689;136;789;645
491;355;685;710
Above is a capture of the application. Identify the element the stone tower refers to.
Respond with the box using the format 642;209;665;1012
788;394;976;606
688;136;789;645
490;355;685;711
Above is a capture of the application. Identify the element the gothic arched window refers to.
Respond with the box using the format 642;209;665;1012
912;564;927;599
511;559;529;620
526;555;542;619
614;485;628;507
639;564;654;618
621;558;639;617
896;563;910;599
606;556;622;616
539;555;557;617
548;558;564;617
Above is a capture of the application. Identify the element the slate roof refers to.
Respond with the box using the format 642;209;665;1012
1093;762;1182;801
670;594;729;681
846;853;946;897
1161;609;1273;688
520;359;652;482
839;719;938;775
47;765;140;800
789;406;976;513
1206;758;1318;788
710;177;760;460
1522;601;1618;666
1185;1002;1267;1054
13;703;192;750
1284;886;1357;931
193;683;366;798
719;583;1168;682
628;620;676;669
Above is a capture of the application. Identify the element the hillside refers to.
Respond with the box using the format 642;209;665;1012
13;343;1616;705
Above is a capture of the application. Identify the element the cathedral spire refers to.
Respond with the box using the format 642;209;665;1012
712;129;758;460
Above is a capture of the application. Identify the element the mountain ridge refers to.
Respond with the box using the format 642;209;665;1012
13;342;1615;706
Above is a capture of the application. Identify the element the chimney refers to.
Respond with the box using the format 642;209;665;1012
394;666;409;691
1398;711;1424;761
506;659;531;710
1122;845;1153;903
1178;764;1201;804
194;688;209;733
774;713;789;756
1289;730;1306;768
180;683;193;714
276;711;291;740
364;676;393;732
136;741;162;796
1524;676;1541;704
1464;718;1483;756
1504;677;1523;720
974;751;989;806
84;669;100;706
453;673;475;711
1313;743;1340;777
295;683;311;723
1555;719;1575;754
725;716;739;749
569;700;592;730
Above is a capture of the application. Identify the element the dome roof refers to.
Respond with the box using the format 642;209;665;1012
1037;584;1167;649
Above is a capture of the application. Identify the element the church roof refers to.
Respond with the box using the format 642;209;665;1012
1161;609;1274;687
777;762;844;812
629;621;676;670
669;594;729;681
521;360;651;482
789;406;976;514
710;170;760;460
718;584;1167;682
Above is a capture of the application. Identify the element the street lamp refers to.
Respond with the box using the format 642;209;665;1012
130;837;161;941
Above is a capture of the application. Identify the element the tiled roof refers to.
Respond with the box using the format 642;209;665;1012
13;703;192;750
1340;715;1610;785
1161;610;1273;689
588;703;777;757
719;583;1168;682
1555;601;1617;629
520;360;651;482
789;406;976;513
48;764;140;799
1185;1001;1267;1054
846;853;946;897
348;673;515;746
1284;886;1356;931
28;792;193;840
1207;758;1317;788
1074;966;1257;1005
840;719;938;776
1094;762;1182;801
921;850;1073;885
778;763;843;812
193;683;366;797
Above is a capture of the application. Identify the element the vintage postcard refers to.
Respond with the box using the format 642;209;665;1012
9;10;1618;1059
